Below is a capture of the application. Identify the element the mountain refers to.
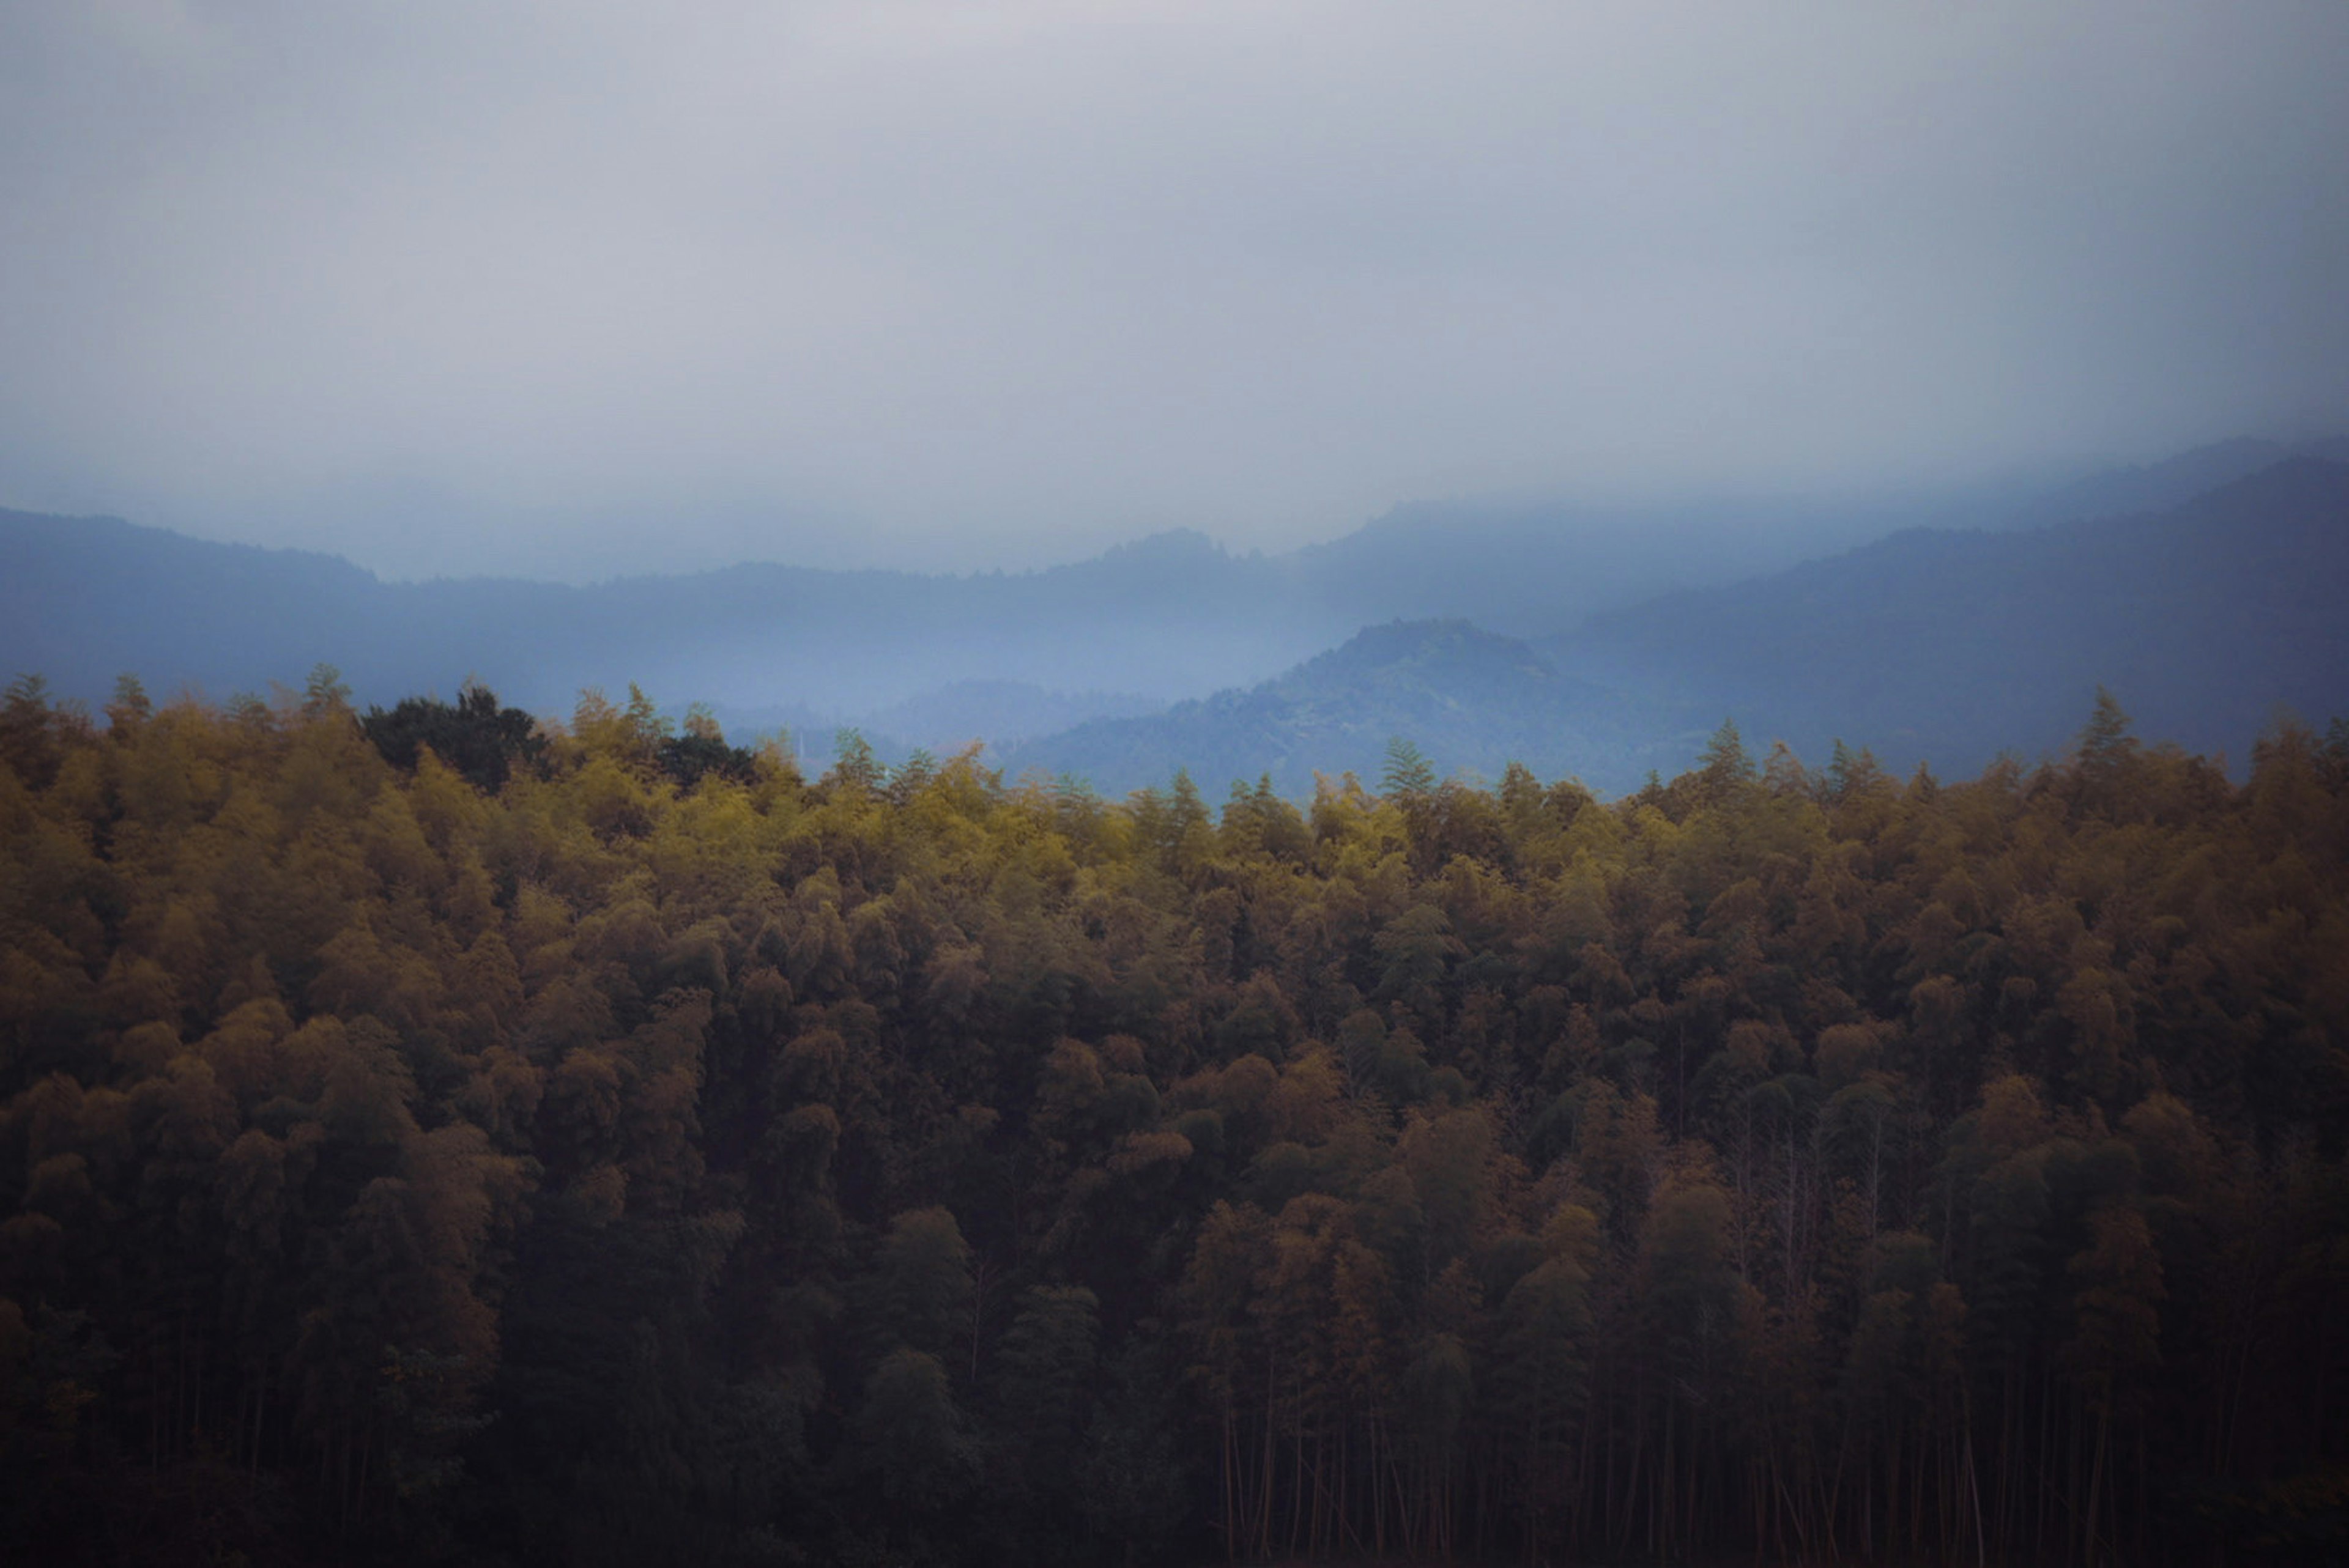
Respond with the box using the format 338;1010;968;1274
1545;455;2349;777
1286;493;1984;640
1278;438;2349;640
0;511;393;703
997;619;1701;797
18;441;2324;720
995;456;2349;798
7;442;2343;784
2002;434;2349;532
0;514;1323;717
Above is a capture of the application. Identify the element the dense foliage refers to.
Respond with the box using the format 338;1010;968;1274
3;669;2347;1565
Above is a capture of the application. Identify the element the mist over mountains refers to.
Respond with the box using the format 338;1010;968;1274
4;438;2345;797
1282;434;2349;640
1546;455;2349;783
994;621;1703;799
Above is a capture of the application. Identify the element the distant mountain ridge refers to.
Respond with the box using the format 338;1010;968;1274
17;437;2333;720
1283;435;2349;638
1542;454;2349;780
0;509;1309;717
1006;457;2349;796
996;619;1702;798
4;441;2343;796
2013;434;2349;530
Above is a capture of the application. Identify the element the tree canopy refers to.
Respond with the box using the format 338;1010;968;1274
2;676;2345;1564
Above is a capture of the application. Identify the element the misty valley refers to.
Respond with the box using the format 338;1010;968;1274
9;440;2349;802
3;446;2348;1566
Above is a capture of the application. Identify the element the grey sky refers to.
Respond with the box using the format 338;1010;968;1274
3;1;2344;580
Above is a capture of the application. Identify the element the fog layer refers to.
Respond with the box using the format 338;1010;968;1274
3;2;2345;577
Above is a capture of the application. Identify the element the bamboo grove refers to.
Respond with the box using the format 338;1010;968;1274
2;670;2346;1565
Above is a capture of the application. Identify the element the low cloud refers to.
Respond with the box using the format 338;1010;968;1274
3;1;2343;578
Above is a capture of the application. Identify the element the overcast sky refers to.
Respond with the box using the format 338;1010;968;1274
2;1;2344;579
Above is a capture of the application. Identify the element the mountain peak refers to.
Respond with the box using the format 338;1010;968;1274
1296;618;1554;682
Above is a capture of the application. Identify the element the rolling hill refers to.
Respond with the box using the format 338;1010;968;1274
998;619;1703;797
1544;454;2349;778
5;445;2343;795
1003;456;2349;796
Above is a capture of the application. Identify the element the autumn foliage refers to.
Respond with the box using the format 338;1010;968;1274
2;670;2346;1564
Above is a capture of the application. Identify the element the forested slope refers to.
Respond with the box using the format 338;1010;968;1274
1549;457;2349;779
2;675;2347;1565
1000;619;1704;800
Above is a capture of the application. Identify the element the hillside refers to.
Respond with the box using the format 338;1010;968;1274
1284;437;2349;639
1000;619;1701;797
0;516;1309;717
15;442;2332;730
0;511;393;703
7;446;2344;796
993;457;2349;797
3;678;2343;1566
1547;454;2349;777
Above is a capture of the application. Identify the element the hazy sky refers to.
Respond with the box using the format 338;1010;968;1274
3;1;2344;579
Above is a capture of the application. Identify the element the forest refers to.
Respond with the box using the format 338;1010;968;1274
2;668;2345;1566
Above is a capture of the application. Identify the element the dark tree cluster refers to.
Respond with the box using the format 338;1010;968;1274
2;671;2347;1566
362;680;544;793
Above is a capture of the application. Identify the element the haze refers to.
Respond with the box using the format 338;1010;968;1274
3;1;2345;580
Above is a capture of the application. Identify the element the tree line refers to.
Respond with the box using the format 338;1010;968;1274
2;669;2345;1564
